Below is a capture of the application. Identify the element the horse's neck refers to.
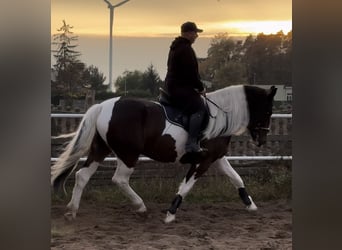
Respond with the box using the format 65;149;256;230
203;85;249;139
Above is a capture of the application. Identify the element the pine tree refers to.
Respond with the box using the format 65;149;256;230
143;64;162;97
52;20;85;107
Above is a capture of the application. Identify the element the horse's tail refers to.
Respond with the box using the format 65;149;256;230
51;104;103;192
51;132;76;139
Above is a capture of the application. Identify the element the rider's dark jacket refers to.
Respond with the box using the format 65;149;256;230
165;37;204;93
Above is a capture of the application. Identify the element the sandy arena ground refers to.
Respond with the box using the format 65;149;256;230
51;199;291;249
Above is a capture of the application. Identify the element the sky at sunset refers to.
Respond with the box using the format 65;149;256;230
51;0;292;86
52;0;291;37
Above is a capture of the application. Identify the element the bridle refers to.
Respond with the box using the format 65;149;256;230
248;123;270;142
253;126;270;132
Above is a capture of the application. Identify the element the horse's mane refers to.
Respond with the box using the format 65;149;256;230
203;85;249;139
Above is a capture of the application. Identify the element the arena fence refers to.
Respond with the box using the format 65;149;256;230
51;113;291;183
51;113;292;162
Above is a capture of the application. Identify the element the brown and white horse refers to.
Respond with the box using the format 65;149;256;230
51;84;277;223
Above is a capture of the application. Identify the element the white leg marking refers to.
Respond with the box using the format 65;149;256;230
213;157;258;211
177;175;197;198
112;159;146;213
246;196;258;212
164;173;198;223
164;211;176;224
213;157;244;189
66;162;99;219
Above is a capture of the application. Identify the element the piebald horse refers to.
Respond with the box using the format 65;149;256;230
51;84;277;223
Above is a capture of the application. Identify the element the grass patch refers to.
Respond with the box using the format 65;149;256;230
51;225;74;237
52;163;291;205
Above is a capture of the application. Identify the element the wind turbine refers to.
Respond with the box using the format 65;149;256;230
103;0;130;92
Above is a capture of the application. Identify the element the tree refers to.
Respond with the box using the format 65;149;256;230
207;33;237;66
52;20;81;70
52;20;85;107
52;20;110;108
243;31;292;85
142;64;162;97
114;65;163;99
281;31;292;85
115;70;145;96
81;65;109;109
200;31;292;88
199;33;247;89
82;65;108;93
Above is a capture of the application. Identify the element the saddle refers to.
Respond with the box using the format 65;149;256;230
158;88;209;133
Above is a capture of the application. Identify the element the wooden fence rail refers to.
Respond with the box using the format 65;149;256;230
51;116;291;184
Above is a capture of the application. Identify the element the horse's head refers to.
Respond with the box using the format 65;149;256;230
244;85;277;147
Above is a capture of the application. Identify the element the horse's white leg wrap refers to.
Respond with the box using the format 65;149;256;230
112;159;146;213
213;157;258;211
66;162;99;219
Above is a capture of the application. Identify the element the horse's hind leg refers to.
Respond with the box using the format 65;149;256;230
65;161;99;220
112;159;146;213
213;157;257;211
65;132;110;220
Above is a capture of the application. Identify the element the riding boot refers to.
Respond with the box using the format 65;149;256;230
185;110;206;153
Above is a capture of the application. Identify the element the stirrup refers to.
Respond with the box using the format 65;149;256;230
180;150;208;164
185;141;207;154
186;146;208;154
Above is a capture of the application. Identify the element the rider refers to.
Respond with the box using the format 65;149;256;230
164;21;207;154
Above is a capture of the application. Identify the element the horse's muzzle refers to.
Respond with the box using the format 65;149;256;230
251;127;269;147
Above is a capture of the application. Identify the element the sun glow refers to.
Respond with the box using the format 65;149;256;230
51;22;180;38
220;20;292;36
52;0;291;38
51;18;292;38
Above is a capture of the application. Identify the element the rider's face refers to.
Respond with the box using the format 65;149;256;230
188;31;199;43
184;31;199;44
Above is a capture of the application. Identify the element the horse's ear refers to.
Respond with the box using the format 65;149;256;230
268;86;277;99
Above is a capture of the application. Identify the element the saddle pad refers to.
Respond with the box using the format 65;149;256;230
161;105;189;130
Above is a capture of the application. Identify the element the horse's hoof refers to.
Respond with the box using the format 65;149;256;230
136;204;147;213
164;211;176;223
246;196;258;212
135;211;152;220
64;211;76;221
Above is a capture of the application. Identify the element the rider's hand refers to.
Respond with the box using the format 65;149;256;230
199;88;206;97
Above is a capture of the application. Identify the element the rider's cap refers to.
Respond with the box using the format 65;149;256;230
181;22;203;33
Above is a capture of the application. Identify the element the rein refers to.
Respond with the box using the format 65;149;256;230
204;96;228;118
205;96;270;133
253;127;270;132
203;96;231;135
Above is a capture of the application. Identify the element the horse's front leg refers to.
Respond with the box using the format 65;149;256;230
212;157;257;212
165;164;197;223
165;161;211;223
